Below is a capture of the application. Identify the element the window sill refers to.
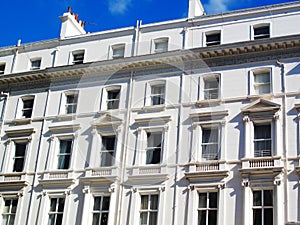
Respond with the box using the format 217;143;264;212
142;104;166;112
247;93;273;100
196;99;221;107
56;113;77;121
11;118;32;125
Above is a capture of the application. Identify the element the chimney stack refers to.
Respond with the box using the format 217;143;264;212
59;7;86;39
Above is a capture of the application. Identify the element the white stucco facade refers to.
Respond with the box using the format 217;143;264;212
0;1;300;225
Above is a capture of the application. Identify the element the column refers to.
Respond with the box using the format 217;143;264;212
243;116;251;158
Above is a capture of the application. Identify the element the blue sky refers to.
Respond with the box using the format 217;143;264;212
0;0;296;47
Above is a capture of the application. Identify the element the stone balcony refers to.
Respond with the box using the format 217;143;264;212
39;170;75;188
127;165;168;184
0;172;29;191
81;167;119;184
185;161;229;183
239;156;283;176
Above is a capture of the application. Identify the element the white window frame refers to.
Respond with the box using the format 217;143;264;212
12;141;27;172
100;85;121;111
60;90;79;115
204;30;221;47
16;95;35;119
201;126;220;161
30;58;41;70
251;189;274;225
100;135;116;167
249;68;272;96
48;197;65;225
153;38;169;53
111;44;125;59
139;193;159;225
145;131;163;165
1;198;18;225
197;191;218;225
92;195;111;225
145;80;166;107
252;122;273;158
251;23;271;40
0;63;6;75
57;138;73;170
71;50;85;64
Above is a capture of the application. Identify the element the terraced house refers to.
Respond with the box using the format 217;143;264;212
0;0;300;224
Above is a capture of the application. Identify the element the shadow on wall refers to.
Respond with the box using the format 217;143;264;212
287;63;300;76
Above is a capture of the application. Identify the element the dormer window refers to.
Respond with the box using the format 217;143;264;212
72;50;84;64
30;58;41;70
154;38;168;53
0;63;5;75
205;31;221;46
253;24;270;40
112;44;125;59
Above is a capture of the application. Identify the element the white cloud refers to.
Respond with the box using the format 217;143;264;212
203;0;230;14
108;0;132;14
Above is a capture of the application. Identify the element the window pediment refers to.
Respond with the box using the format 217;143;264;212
241;99;280;114
5;127;35;137
134;115;171;125
91;114;122;128
190;110;228;121
48;124;81;133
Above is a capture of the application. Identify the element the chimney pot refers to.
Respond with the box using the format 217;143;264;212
68;6;72;13
75;14;79;21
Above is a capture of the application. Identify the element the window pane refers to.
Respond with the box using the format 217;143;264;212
58;198;65;212
101;151;114;167
100;212;109;225
15;143;26;156
254;125;271;139
150;195;158;210
208;210;217;225
102;197;110;211
253;209;262;225
264;209;273;225
209;193;217;208
56;214;63;225
58;155;70;169
50;199;57;212
92;214;99;225
199;193;207;208
141;196;148;209
198;210;206;225
146;147;161;164
102;136;115;151
60;140;72;154
140;212;147;225
2;215;8;225
264;190;273;206
48;214;55;225
93;197;101;210
149;212;157;225
13;158;24;172
11;200;18;213
253;191;262;206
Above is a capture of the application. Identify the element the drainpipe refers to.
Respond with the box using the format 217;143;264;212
116;71;134;225
25;88;50;225
172;69;184;225
0;91;9;172
276;60;287;224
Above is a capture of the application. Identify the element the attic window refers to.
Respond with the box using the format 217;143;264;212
0;63;5;75
112;44;125;59
253;24;270;40
206;31;221;46
72;50;84;64
30;59;41;70
154;38;168;53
